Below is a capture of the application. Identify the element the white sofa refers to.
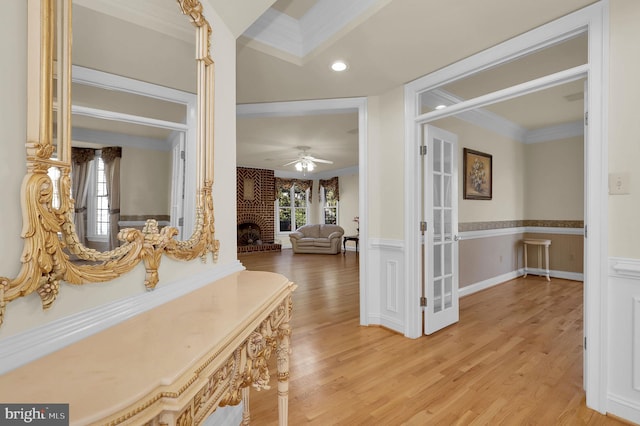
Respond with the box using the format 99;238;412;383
289;224;344;254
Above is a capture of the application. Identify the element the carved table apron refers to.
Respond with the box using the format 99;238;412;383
0;270;296;425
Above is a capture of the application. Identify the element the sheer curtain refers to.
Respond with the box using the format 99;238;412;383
102;147;122;250
71;148;95;245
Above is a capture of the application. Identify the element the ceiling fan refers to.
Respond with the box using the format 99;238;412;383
282;146;333;173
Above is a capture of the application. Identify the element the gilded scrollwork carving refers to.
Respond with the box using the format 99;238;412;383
188;298;292;424
175;407;192;426
0;0;220;328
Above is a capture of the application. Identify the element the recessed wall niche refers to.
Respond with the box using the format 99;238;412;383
243;178;255;200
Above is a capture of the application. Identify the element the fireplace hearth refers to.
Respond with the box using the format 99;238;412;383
237;222;281;254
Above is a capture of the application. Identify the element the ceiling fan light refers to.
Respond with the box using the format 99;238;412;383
295;162;303;171
306;161;315;172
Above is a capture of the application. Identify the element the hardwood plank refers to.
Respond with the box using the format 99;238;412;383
239;250;629;425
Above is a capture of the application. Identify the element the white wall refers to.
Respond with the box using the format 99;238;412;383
0;1;239;339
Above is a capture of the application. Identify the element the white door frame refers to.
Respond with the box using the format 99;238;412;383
237;98;369;326
403;1;609;413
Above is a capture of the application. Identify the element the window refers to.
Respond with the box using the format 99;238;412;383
277;185;309;232
88;152;109;240
322;187;338;225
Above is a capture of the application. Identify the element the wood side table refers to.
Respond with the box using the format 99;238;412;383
523;238;551;281
0;271;296;425
343;235;359;254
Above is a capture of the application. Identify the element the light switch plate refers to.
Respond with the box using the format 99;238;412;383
609;172;630;195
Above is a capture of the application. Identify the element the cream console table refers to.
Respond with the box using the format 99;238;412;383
523;238;551;282
0;270;296;425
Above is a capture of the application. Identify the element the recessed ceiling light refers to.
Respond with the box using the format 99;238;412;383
435;104;447;110
331;61;348;72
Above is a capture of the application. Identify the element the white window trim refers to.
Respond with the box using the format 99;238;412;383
276;185;310;233
320;186;339;225
87;152;108;243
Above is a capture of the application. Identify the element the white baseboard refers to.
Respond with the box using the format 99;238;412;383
0;260;245;374
459;270;522;298
460;268;583;298
366;313;405;335
608;393;640;425
378;314;405;334
525;268;584;282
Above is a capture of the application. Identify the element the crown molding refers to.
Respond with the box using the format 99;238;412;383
242;0;386;59
524;120;584;143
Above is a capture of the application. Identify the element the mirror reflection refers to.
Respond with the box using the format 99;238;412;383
66;1;197;250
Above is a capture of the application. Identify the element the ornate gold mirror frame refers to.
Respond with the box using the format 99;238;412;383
0;0;219;327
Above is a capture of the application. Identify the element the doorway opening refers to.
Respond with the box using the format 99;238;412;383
404;3;607;413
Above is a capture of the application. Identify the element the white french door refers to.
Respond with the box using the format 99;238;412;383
423;125;459;335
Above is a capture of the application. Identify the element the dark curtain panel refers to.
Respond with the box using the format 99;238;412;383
274;177;314;202
319;176;340;201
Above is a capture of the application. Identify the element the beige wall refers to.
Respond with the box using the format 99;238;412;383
609;0;640;258
120;147;171;216
0;1;27;285
339;172;359;235
430;117;526;223
459;232;584;288
525;136;584;220
368;87;405;240
523;232;584;273
0;1;238;339
459;234;524;287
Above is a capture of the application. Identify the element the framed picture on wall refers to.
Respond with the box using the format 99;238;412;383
463;148;492;200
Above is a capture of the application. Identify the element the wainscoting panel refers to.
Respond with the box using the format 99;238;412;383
386;260;400;313
607;257;640;424
635;297;640;392
368;239;405;334
459;225;584;295
459;232;524;288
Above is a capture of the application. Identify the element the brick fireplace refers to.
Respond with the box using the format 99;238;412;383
237;167;281;253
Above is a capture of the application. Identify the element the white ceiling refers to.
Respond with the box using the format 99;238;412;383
73;0;596;175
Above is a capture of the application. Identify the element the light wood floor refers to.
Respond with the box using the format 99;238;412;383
239;249;628;425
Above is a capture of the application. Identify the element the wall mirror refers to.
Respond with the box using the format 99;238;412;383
0;0;219;328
